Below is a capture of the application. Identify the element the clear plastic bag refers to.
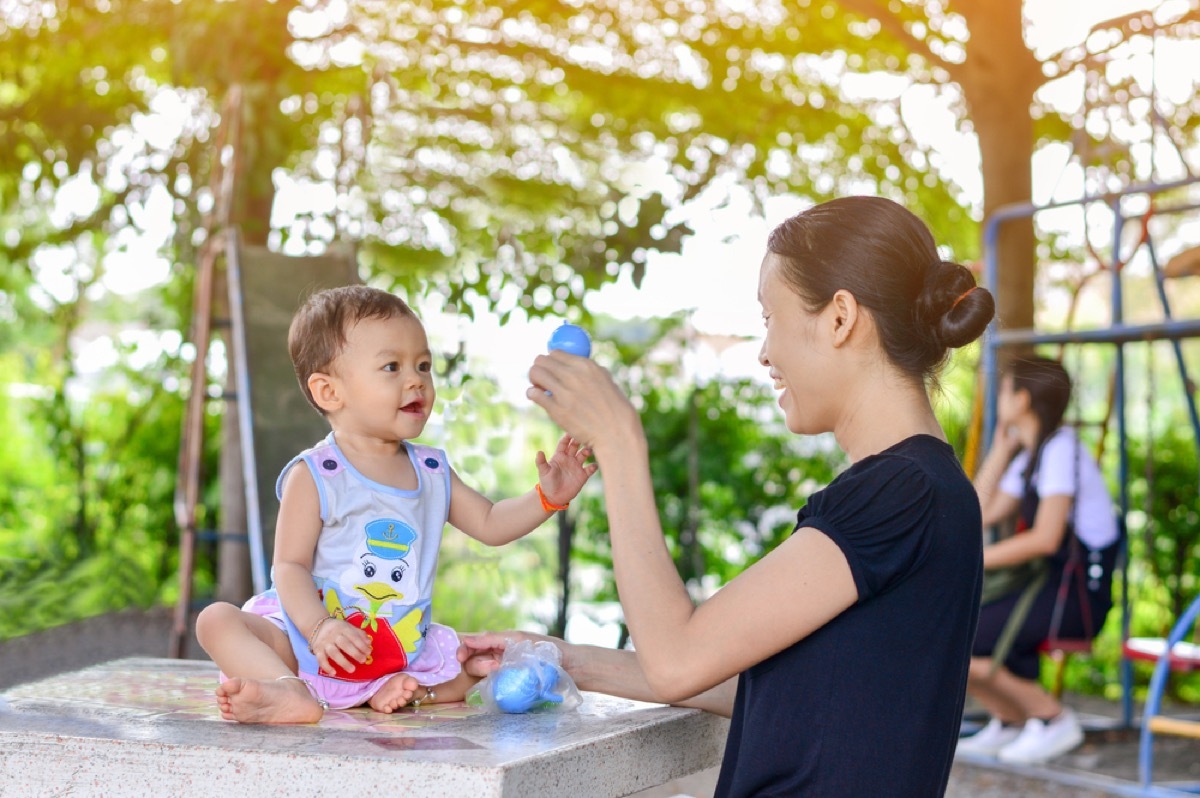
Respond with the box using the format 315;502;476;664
466;639;582;714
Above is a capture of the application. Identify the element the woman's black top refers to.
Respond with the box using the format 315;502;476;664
715;435;982;798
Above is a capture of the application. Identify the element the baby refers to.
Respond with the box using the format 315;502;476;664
195;285;595;722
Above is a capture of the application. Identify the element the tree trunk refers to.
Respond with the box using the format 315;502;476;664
956;0;1045;335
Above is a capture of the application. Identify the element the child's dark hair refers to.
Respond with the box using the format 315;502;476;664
766;196;995;384
288;285;418;414
1006;355;1072;455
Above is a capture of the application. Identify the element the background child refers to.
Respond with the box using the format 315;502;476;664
958;356;1120;763
196;285;595;723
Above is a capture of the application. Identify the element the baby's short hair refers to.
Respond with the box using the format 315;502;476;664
288;285;418;413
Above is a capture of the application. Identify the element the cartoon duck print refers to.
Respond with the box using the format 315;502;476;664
323;518;422;682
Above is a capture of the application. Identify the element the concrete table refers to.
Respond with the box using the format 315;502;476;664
0;657;729;797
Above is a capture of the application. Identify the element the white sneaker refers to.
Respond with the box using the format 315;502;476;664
955;718;1021;757
996;708;1084;764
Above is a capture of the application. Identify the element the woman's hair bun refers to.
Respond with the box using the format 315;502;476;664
916;260;995;349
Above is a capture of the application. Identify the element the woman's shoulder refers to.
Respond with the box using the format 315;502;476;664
854;434;958;478
812;437;947;512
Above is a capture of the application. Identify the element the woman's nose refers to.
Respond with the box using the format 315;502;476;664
758;343;769;366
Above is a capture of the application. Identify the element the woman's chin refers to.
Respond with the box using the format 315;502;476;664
779;405;804;435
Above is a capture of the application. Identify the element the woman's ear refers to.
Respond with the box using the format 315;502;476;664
308;372;342;413
828;289;861;347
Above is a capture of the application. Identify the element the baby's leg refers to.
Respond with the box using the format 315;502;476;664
420;669;478;704
369;674;420;713
195;602;298;677
216;676;324;724
196;602;316;723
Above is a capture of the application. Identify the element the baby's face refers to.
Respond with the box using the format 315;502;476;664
331;313;435;441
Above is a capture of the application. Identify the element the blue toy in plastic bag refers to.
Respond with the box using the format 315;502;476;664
467;640;582;714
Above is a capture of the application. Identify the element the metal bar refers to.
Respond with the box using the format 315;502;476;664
981;215;1002;453
1139;593;1200;787
1144;235;1200;464
226;230;269;595
169;85;244;659
170;234;220;660
985;175;1200;226
1111;198;1135;732
991;319;1200;347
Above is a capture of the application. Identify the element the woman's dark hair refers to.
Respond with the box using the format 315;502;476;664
766;196;995;384
1006;355;1072;456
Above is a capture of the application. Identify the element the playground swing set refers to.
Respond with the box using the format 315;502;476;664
978;175;1200;793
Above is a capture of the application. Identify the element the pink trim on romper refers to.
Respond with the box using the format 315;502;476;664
238;593;462;710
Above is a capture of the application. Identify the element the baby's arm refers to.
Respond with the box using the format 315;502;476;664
274;467;372;674
448;434;596;546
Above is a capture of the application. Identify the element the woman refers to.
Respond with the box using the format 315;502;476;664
957;356;1120;763
464;196;995;796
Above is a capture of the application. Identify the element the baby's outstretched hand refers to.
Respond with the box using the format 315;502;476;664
535;434;597;507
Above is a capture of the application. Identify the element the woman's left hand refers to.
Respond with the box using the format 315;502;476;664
527;351;642;455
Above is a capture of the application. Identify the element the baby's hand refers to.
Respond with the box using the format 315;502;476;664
312;617;372;676
535;434;598;507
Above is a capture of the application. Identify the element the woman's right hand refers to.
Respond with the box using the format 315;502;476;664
526;351;642;455
311;616;372;675
997;423;1023;454
457;631;580;679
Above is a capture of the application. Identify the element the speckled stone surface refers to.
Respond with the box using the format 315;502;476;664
0;658;730;797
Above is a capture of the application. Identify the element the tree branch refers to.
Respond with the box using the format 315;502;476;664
1046;8;1200;79
833;0;959;79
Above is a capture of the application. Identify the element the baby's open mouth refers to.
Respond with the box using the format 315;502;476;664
401;400;424;414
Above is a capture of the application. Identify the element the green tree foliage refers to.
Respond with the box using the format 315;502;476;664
1127;423;1200;632
0;342;212;639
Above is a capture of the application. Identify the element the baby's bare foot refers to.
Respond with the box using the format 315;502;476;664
215;677;323;724
369;674;421;713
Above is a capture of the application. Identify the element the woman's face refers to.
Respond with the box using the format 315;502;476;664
757;254;831;435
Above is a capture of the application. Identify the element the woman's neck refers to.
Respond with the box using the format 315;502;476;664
834;370;944;462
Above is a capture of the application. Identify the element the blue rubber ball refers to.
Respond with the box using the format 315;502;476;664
548;323;592;357
492;666;540;713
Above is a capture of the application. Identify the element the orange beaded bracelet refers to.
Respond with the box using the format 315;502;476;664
536;484;569;513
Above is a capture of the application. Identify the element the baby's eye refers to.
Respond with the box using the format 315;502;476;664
418;361;432;374
382;362;398;373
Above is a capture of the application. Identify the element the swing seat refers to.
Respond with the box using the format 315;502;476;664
1122;636;1200;672
1039;637;1093;654
1039;637;1092;699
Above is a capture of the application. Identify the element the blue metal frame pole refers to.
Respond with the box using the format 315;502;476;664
1145;235;1200;465
1110;198;1135;731
982;217;1003;454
